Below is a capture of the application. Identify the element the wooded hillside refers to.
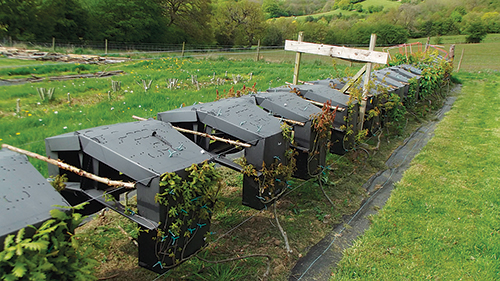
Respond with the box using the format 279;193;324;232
0;0;499;47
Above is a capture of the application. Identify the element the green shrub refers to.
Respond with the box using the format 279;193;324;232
0;205;98;281
465;21;487;43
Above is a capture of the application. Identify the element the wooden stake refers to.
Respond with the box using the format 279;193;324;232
292;32;303;85
457;48;464;72
340;65;367;93
1;144;136;189
274;116;305;126
131;116;252;148
359;34;377;132
425;37;430;52
306;99;345;112
52;37;55;51
256;39;261;62
105;39;108;55
16;99;20;115
449;44;455;62
181;42;185;58
298;80;314;85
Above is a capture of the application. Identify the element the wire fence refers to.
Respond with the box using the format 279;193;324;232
1;37;411;54
2;38;286;54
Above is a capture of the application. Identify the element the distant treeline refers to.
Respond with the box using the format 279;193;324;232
0;0;499;48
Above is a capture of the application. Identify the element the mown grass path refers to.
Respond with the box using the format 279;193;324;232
333;72;500;280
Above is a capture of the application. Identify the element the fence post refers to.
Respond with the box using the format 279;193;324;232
457;48;465;72
449;44;455;62
52;37;55;51
292;32;304;85
16;99;20;116
105;39;108;55
425;37;430;52
181;42;185;58
256;39;261;62
358;33;377;132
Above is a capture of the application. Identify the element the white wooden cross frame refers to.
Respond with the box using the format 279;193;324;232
285;34;389;131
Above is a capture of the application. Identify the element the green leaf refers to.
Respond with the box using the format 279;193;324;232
12;261;26;278
24;241;49;252
3;247;15;261
3;273;17;281
70;236;79;249
15;228;25;244
3;235;14;249
29;272;46;280
50;209;68;221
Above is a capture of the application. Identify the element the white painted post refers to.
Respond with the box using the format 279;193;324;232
293;32;303;85
358;34;377;132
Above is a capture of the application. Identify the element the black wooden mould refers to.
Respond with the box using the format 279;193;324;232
268;83;359;155
0;148;69;249
252;92;326;179
45;119;215;273
157;97;289;210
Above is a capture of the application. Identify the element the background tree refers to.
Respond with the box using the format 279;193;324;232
156;0;213;43
214;0;265;47
464;20;487;43
263;0;288;19
481;11;500;33
0;0;41;41
85;0;167;43
43;0;88;41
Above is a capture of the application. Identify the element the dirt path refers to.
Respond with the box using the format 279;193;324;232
289;86;461;281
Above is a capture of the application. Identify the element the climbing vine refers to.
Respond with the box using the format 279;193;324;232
311;100;338;140
49;174;68;192
418;57;453;100
153;161;223;268
241;149;297;205
0;204;97;281
215;83;257;100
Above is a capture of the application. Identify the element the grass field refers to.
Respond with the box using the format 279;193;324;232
293;0;401;20
332;72;500;279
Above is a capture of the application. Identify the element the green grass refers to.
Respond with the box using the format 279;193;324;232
293;0;401;20
408;34;500;45
333;71;500;280
0;56;357;174
0;58;59;67
388;34;500;72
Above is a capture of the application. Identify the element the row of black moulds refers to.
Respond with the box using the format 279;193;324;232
0;63;423;274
